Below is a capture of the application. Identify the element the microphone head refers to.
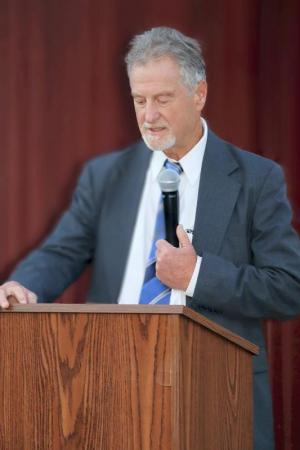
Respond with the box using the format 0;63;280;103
158;168;180;192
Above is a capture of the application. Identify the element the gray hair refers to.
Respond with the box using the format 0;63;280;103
125;27;206;90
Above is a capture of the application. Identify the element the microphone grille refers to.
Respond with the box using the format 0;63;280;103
158;168;181;192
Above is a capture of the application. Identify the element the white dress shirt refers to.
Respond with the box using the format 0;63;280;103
118;118;208;304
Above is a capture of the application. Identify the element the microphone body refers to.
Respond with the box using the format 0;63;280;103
158;168;181;247
162;190;179;247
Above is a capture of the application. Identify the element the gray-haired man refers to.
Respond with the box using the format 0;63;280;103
2;27;300;450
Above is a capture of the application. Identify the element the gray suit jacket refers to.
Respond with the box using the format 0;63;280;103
11;129;300;449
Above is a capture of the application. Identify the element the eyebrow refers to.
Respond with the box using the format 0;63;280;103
131;91;175;98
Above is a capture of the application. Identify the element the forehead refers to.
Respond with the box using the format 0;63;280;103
129;56;184;94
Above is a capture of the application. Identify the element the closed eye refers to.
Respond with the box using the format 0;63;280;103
157;95;173;105
133;96;146;106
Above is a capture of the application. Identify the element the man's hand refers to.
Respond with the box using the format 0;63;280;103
0;281;37;309
156;225;197;291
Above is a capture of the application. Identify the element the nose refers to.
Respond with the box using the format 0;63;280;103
144;101;160;123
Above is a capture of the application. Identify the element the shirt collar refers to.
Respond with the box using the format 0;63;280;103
150;117;208;185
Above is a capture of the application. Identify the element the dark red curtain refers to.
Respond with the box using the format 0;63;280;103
1;1;299;448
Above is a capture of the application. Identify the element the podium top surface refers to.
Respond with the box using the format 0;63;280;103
4;304;259;355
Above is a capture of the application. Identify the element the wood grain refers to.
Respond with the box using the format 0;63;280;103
0;313;175;449
6;304;259;354
0;309;254;449
177;316;253;450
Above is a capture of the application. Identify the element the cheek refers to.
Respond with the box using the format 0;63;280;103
159;110;175;128
166;111;182;132
135;109;144;127
177;103;198;128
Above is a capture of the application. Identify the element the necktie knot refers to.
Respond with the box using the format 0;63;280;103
164;159;183;175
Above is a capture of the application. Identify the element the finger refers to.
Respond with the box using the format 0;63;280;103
0;290;9;309
156;239;172;250
28;291;38;304
7;295;19;305
5;285;27;304
176;225;192;247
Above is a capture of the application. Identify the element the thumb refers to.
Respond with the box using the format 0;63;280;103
176;225;191;248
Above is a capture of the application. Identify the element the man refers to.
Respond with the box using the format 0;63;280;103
1;27;300;449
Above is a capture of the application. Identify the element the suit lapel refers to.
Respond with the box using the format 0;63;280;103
103;141;152;300
192;130;241;255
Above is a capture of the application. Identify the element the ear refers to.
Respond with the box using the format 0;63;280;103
194;80;207;112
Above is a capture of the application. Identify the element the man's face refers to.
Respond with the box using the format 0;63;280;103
129;56;207;159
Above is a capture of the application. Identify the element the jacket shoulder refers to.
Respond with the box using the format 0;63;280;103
84;140;148;176
208;129;283;182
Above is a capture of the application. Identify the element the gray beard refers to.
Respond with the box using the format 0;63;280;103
141;133;176;152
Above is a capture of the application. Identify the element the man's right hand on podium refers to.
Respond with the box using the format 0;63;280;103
0;281;37;309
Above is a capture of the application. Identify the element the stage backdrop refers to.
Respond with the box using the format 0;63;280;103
0;1;299;448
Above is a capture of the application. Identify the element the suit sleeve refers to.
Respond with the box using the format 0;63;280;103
192;164;300;320
9;162;100;302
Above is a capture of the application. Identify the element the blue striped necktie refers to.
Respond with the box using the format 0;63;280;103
139;160;183;305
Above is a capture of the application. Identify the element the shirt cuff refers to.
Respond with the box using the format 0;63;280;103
186;256;202;297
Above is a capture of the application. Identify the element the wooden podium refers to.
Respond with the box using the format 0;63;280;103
0;304;258;450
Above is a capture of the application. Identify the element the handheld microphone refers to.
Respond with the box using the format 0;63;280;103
158;168;181;247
